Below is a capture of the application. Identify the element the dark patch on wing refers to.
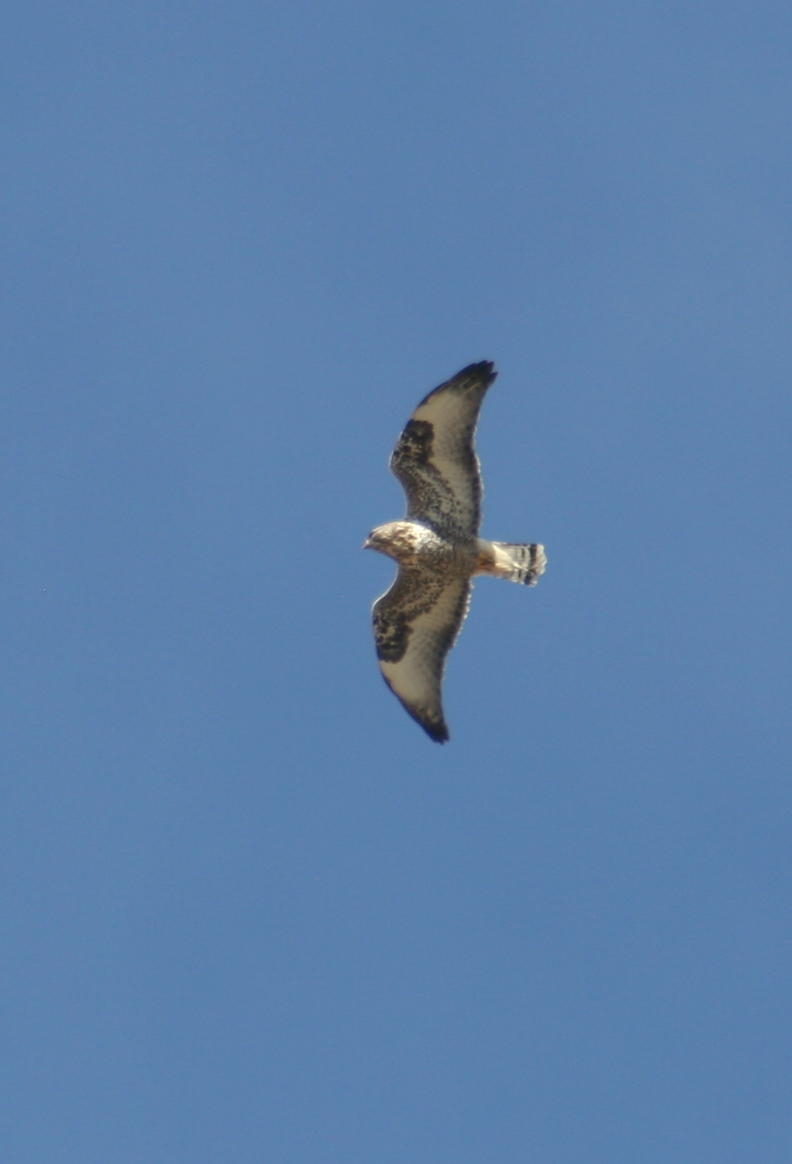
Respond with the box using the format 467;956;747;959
372;569;444;663
373;571;472;743
374;608;411;663
390;362;496;540
392;419;434;466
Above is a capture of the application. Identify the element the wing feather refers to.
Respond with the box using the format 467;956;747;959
390;362;496;540
372;570;472;743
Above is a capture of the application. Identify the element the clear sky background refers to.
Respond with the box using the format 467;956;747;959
2;2;791;1161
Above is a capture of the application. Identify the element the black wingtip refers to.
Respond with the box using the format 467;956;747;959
423;722;449;744
415;361;498;411
407;704;449;744
405;699;449;743
380;675;450;744
459;360;497;386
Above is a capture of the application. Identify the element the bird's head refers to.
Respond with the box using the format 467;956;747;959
363;521;422;562
363;524;395;556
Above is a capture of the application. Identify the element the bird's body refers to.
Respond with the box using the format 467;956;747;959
365;362;546;742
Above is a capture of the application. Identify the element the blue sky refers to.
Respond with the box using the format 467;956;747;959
1;2;791;1161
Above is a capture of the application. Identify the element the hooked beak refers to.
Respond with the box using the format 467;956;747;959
363;536;374;550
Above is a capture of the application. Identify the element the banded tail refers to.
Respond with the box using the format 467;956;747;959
476;540;547;586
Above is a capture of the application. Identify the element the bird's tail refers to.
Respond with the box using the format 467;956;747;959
477;541;547;586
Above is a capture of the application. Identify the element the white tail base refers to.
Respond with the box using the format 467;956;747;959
475;539;547;586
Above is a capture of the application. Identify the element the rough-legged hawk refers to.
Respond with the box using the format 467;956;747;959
364;362;547;742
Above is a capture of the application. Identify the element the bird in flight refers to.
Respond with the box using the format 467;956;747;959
364;362;546;742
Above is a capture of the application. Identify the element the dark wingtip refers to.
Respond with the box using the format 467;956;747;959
415;361;497;410
460;360;497;385
423;721;449;744
406;702;449;743
410;706;449;743
381;675;450;743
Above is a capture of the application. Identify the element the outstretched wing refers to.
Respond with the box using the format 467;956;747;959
390;362;497;541
372;569;472;743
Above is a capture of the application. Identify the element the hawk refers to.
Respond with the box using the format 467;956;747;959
364;362;547;742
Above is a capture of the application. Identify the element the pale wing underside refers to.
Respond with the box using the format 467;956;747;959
373;569;472;743
390;362;497;540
